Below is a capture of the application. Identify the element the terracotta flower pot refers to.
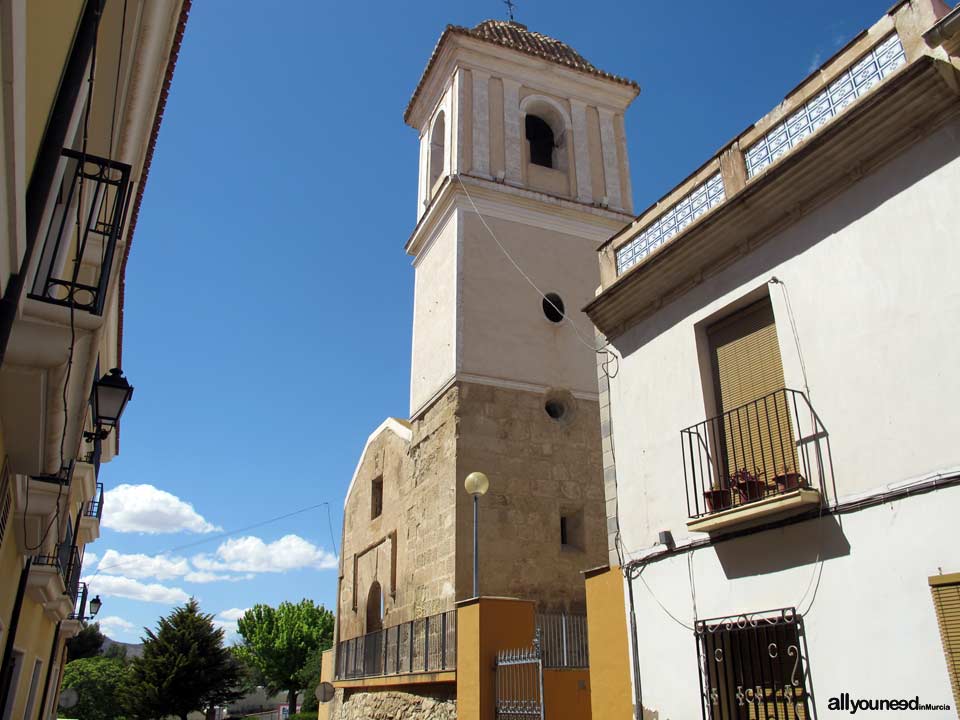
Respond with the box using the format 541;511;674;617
703;488;732;513
736;478;767;503
775;472;806;493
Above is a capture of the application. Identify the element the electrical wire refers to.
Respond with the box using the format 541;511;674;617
454;173;621;365
85;500;340;580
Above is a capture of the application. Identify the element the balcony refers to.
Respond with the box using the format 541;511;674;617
681;388;832;534
11;464;74;552
28;148;131;318
26;545;79;621
334;610;456;682
77;482;103;545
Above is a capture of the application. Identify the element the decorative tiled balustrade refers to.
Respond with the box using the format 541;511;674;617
744;33;907;178
614;32;908;277
615;172;725;275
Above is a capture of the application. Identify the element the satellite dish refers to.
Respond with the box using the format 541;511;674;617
59;688;79;709
315;682;335;703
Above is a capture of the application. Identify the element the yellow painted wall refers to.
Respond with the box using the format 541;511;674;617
456;597;537;720
317;648;333;720
8;597;56;720
25;0;85;183
585;566;634;720
543;669;591;720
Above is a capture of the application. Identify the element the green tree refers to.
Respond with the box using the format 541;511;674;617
127;599;243;720
60;656;129;720
66;623;105;662
235;600;334;717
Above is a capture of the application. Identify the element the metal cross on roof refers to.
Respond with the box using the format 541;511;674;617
503;0;516;22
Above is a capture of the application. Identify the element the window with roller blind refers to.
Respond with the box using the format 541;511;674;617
706;297;798;496
929;573;960;710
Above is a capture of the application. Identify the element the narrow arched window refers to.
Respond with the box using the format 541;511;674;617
366;581;383;633
526;114;555;168
429;112;446;188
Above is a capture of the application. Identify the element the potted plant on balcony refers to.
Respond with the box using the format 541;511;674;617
703;478;733;513
774;470;807;493
732;468;766;504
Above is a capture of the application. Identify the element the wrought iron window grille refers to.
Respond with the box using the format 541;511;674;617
695;608;814;719
681;388;833;520
29;148;131;316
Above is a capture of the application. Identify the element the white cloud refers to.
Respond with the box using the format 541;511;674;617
183;570;252;583
213;608;249;642
192;534;337;574
96;549;191;580
83;574;190;604
97;615;136;639
807;51;822;73
102;484;221;534
84;551;98;566
217;607;249;622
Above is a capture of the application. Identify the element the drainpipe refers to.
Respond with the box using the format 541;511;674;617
0;558;32;712
626;573;644;720
0;0;104;365
35;622;62;720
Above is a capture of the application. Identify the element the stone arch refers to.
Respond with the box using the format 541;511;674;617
520;94;570;173
429;110;446;189
365;580;383;633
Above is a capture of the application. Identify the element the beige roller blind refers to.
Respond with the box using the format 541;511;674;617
930;573;960;710
707;298;796;488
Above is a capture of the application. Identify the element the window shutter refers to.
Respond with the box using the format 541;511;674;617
708;298;796;486
930;573;960;710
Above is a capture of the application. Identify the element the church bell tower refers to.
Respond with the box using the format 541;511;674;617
403;19;639;608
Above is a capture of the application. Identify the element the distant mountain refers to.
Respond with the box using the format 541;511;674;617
102;636;144;659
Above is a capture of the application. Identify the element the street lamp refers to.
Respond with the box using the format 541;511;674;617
85;368;134;441
88;595;102;618
464;471;489;598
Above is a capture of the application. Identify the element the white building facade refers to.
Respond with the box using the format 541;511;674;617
583;1;960;718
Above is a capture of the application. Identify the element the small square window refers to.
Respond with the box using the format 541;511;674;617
371;477;383;520
560;516;569;545
559;507;584;550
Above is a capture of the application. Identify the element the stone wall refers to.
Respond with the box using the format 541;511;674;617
454;381;606;612
331;688;455;720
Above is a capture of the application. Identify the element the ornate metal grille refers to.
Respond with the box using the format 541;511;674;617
744;34;906;179
29;148;131;315
615;171;725;275
495;630;545;720
696;608;813;719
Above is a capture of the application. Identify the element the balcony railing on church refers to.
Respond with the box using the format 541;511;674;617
681;387;833;520
29;148;131;316
334;610;456;680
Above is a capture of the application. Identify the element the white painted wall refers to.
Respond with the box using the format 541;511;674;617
409;213;458;415
609;119;960;554
626;485;960;718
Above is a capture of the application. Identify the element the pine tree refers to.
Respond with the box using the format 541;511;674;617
127;598;243;720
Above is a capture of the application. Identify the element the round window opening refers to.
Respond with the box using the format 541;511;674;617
543;293;565;323
544;399;566;420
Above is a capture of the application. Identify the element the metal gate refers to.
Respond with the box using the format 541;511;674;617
495;630;545;720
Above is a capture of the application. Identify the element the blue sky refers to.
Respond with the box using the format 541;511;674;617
84;0;900;643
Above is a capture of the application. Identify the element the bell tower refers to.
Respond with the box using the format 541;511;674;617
402;20;639;608
404;20;639;418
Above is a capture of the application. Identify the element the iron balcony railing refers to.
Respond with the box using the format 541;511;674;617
334;610;456;680
30;461;75;487
535;613;588;668
681;388;833;520
69;581;90;621
32;543;81;591
85;482;104;521
29;148;131;315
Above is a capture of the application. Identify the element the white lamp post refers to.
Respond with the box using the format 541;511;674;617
464;471;489;598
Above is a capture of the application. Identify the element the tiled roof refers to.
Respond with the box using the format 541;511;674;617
405;20;639;125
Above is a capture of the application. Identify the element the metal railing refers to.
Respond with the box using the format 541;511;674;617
681;388;833;520
334;610;456;680
535;613;588;668
85;482;104;521
69;581;89;620
28;148;131;316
